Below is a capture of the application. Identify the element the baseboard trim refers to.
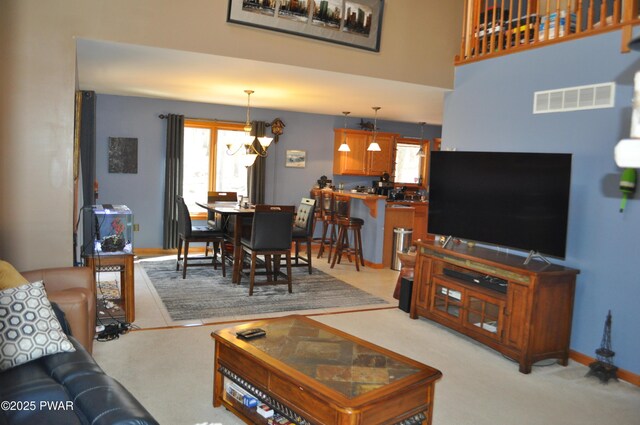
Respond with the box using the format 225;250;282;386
134;247;385;269
569;350;640;386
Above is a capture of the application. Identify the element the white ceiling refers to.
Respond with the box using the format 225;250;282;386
76;38;449;124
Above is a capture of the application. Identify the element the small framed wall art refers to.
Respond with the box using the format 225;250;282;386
227;0;384;52
108;137;138;174
285;150;306;168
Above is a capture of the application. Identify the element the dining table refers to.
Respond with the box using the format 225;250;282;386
196;201;255;284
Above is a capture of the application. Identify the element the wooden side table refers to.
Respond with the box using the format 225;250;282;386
84;253;135;323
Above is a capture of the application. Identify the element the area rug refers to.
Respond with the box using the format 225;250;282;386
140;259;390;321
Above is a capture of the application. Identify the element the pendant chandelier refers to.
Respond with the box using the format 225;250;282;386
367;106;381;151
338;111;351;152
226;90;273;167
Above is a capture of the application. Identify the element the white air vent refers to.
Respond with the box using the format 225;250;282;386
533;82;615;114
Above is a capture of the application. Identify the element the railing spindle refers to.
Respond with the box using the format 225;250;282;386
526;0;534;44
489;0;498;53
482;0;490;55
576;0;583;34
498;0;506;51
460;0;470;59
543;0;551;41
554;0;561;40
505;0;514;51
563;0;571;36
472;0;481;57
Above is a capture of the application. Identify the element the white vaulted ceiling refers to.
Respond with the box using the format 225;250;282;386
76;38;449;124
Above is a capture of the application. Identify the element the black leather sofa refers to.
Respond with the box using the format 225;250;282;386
0;266;158;425
0;336;158;425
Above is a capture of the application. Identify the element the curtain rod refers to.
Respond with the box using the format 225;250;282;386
158;114;244;125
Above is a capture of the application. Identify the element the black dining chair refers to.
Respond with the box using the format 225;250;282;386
205;191;238;228
292;198;316;274
176;195;226;279
204;191;237;257
240;205;294;295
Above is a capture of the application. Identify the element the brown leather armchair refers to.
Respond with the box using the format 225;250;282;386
20;267;96;354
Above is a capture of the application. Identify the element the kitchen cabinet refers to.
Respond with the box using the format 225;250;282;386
333;128;398;176
387;201;429;242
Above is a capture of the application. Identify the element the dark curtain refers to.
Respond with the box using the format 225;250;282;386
248;121;266;204
77;91;96;261
79;91;96;207
162;114;184;249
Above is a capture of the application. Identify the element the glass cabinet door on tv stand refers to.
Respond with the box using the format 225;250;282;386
430;276;504;341
464;292;504;339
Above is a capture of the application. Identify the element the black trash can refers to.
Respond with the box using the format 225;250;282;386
399;276;414;313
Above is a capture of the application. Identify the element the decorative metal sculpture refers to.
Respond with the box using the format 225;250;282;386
359;118;374;131
586;310;618;383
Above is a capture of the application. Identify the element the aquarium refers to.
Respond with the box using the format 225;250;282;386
83;204;133;256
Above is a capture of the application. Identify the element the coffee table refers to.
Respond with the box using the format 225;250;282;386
212;315;442;425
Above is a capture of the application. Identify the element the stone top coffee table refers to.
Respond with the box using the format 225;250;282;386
212;315;442;425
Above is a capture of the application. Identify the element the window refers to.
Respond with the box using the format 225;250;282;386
394;140;428;186
182;121;248;215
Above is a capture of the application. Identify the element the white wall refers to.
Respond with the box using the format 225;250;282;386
0;0;462;270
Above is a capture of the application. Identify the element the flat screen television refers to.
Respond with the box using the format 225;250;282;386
428;151;572;259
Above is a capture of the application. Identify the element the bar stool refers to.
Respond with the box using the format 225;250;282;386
309;188;323;248
330;194;365;271
316;190;337;262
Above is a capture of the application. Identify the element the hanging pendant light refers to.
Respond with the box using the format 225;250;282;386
416;122;427;157
226;89;274;167
367;107;382;151
338;111;351;152
242;90;257;145
241;151;258;168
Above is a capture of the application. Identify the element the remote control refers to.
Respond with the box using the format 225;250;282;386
236;328;267;339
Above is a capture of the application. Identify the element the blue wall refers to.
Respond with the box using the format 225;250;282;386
95;95;441;249
443;30;640;375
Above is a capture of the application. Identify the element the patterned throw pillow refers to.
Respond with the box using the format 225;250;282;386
0;281;75;372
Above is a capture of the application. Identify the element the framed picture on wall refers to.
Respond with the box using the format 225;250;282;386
108;137;138;174
226;0;384;52
285;150;306;168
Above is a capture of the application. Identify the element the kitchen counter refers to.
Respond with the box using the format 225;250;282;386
324;190;386;218
331;190;386;200
312;191;430;268
387;200;428;205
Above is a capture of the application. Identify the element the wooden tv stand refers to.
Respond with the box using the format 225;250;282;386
410;240;579;374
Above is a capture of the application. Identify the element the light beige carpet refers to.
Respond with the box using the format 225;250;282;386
92;309;640;425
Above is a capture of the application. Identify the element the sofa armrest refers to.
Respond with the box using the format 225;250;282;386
48;289;93;354
21;267;95;295
21;267;96;354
